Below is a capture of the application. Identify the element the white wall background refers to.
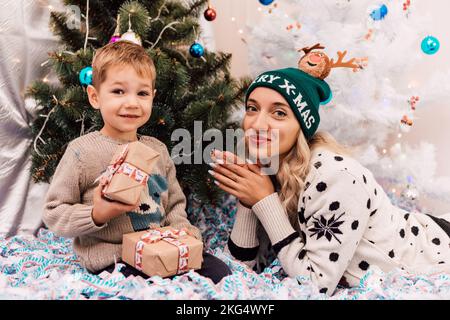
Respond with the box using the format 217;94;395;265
207;0;450;213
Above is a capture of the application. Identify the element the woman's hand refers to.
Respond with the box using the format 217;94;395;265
209;150;275;207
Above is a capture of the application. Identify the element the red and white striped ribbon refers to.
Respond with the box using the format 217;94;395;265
101;144;149;194
135;228;189;274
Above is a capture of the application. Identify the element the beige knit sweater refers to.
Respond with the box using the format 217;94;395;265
43;131;201;272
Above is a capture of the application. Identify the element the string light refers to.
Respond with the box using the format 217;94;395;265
83;0;90;51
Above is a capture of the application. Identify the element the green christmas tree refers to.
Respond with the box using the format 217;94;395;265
27;0;250;205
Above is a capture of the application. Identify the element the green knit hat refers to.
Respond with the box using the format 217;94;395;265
245;68;332;139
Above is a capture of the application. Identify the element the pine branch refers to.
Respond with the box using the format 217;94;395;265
234;77;253;102
29;0;248;205
119;1;151;37
186;0;209;16
50;12;84;51
188;51;232;87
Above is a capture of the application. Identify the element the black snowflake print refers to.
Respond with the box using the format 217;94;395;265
367;199;371;209
316;182;327;192
432;238;440;245
389;250;395;258
359;260;370;271
298;207;306;224
339;276;350;288
329;252;339;262
329;201;340;211
297;207;311;224
334;156;344;161
300;231;307;244
351;220;359;230
370;209;377;217
320;288;328;294
363;175;367;184
304;181;311;191
399;229;405;238
411;226;419;236
314;161;322;169
404;213;410;221
308;213;345;244
298;249;307;259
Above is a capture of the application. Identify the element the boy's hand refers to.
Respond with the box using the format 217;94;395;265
91;177;139;226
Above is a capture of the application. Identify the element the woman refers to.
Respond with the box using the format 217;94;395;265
209;67;450;295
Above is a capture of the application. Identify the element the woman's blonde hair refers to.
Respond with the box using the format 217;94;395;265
276;130;351;229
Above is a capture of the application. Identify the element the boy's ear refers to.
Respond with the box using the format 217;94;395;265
87;85;100;110
153;89;157;97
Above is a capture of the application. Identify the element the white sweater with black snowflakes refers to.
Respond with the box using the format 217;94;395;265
226;147;450;295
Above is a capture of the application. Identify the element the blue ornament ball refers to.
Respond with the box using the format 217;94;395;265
189;42;204;58
259;0;275;5
370;4;388;21
79;66;93;86
421;36;440;55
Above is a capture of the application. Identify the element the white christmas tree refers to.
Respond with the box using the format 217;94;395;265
246;0;450;210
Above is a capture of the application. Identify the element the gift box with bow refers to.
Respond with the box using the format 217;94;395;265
122;227;203;278
101;141;160;205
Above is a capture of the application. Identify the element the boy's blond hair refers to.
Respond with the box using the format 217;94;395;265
91;40;156;89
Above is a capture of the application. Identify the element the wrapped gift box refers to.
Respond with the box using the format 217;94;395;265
102;141;160;205
122;227;203;278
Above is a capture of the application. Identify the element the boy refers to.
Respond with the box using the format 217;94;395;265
43;41;231;283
